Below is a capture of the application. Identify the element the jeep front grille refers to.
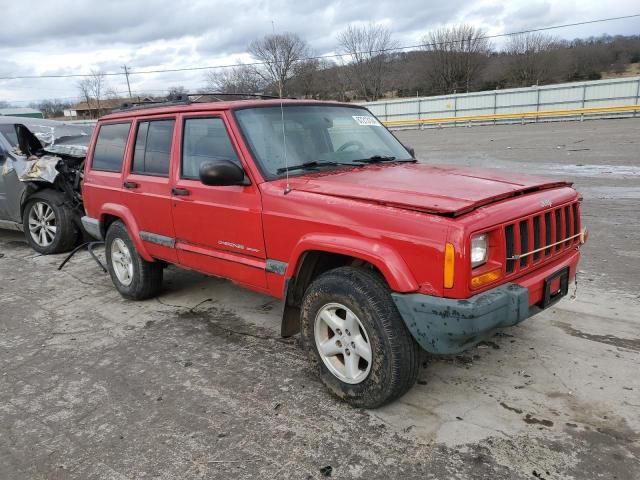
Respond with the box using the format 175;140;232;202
504;201;580;275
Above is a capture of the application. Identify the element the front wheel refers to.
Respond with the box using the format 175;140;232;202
105;221;163;300
300;266;420;408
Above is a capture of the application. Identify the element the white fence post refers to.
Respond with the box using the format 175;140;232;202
635;77;640;118
453;94;457;127
493;90;497;125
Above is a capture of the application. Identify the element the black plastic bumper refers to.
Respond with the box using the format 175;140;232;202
391;283;532;354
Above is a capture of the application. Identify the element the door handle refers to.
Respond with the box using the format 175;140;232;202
171;187;190;196
123;181;139;189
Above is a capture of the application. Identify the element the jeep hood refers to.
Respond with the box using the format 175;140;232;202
288;163;572;216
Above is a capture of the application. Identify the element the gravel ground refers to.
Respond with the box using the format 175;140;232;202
1;118;639;479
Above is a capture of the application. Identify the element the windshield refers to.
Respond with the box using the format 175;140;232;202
234;105;413;179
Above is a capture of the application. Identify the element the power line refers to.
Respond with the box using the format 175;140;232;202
0;13;638;81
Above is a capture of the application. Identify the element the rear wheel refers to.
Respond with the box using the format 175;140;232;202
300;266;420;408
23;190;79;254
105;221;163;300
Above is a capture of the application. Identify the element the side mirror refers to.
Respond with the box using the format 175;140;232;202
404;145;415;158
199;159;246;186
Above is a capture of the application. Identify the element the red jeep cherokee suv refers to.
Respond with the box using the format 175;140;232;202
82;99;586;407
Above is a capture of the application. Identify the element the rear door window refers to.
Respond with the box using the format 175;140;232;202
182;117;240;179
92;123;131;172
131;120;175;176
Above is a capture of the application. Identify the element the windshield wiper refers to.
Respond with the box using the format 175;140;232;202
277;161;342;174
352;155;400;164
353;155;417;164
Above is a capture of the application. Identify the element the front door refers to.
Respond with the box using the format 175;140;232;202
171;113;267;290
121;117;178;263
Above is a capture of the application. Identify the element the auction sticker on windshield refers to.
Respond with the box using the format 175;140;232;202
352;115;382;127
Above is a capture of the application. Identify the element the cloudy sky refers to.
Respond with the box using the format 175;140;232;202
1;0;639;106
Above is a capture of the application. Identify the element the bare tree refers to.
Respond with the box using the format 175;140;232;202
302;59;349;101
337;24;398;100
27;99;73;118
205;65;267;94
88;70;106;115
289;58;321;98
248;33;309;95
421;24;491;94
105;87;120;100
504;32;560;86
167;85;187;98
77;77;93;112
76;70;107;118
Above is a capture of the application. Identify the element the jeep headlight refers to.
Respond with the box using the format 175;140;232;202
471;234;488;268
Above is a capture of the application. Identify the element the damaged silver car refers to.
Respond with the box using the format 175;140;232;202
0;117;93;254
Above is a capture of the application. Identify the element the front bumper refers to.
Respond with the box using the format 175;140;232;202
392;283;532;354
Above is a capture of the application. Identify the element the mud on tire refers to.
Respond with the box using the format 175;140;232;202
105;220;163;300
300;266;421;408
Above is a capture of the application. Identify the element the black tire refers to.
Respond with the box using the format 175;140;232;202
300;266;420;408
22;189;79;254
105;220;163;300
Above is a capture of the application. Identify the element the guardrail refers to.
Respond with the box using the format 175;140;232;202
382;104;640;128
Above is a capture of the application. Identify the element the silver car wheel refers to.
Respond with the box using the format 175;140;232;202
28;201;57;247
314;302;373;385
110;238;134;286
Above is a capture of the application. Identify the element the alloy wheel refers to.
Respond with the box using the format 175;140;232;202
111;238;134;286
28;201;57;247
314;302;373;384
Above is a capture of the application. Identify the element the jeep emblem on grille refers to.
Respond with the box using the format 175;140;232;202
540;199;553;208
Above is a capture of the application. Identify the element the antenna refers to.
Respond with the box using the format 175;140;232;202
272;20;291;195
280;76;291;195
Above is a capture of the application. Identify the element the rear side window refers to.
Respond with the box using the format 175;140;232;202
92;123;131;172
182;117;239;179
132;120;175;176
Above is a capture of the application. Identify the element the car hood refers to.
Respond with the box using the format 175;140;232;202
287;162;571;216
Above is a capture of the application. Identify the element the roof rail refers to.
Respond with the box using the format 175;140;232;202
190;92;283;100
113;91;297;112
114;94;191;112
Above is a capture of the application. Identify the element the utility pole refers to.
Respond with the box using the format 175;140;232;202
122;65;132;98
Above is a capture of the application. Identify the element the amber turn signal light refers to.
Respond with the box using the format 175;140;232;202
444;243;455;289
471;268;502;289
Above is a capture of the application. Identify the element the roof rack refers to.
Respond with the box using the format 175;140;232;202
114;92;293;112
191;92;283;100
113;94;191;112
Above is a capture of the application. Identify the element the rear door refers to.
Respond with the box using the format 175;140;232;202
121;116;178;263
83;121;132;222
170;113;267;290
